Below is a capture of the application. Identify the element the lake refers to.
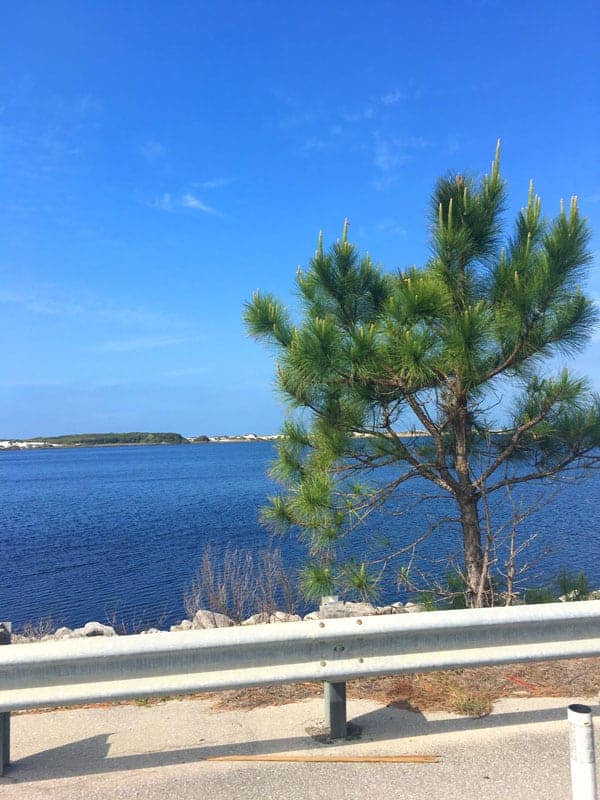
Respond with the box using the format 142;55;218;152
0;442;598;630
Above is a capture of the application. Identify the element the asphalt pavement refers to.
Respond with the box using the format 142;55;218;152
0;694;598;799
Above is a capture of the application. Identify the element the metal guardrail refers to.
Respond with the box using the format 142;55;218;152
1;600;599;710
0;601;599;773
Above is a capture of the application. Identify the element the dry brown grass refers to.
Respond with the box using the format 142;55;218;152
207;656;600;717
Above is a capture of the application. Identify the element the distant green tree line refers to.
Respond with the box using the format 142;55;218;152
30;432;188;446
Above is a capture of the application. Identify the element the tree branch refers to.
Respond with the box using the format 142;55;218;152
485;451;600;495
474;393;564;490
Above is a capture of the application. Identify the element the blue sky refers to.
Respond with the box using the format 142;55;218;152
1;0;599;437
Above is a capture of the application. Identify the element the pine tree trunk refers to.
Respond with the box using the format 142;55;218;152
451;389;489;608
458;492;488;608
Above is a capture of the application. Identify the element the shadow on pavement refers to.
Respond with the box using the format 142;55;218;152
2;700;595;784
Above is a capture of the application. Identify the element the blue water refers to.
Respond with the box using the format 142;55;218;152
0;442;599;629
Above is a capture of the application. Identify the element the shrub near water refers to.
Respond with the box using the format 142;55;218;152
525;568;591;604
184;545;299;624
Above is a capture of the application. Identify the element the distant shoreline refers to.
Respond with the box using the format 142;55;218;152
0;435;281;451
0;434;288;451
0;431;429;451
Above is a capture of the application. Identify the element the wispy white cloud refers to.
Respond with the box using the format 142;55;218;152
96;336;189;353
140;140;166;161
0;87;103;186
0;290;84;316
277;85;422;171
151;191;222;216
0;286;194;334
300;137;328;154
374;139;409;173
151;192;175;211
342;86;413;121
372;135;430;190
380;89;408;106
181;193;220;215
377;218;408;236
95;303;181;328
194;177;233;190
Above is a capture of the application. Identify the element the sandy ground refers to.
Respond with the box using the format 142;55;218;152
0;694;598;800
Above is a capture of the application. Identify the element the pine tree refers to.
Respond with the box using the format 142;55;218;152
244;144;600;607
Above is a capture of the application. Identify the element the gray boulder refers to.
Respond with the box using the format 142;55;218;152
241;612;271;626
191;610;235;629
70;621;117;638
170;619;194;632
344;601;378;617
404;602;425;613
269;611;301;623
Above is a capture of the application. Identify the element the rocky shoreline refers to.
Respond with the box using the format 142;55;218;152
10;600;423;643
10;591;600;644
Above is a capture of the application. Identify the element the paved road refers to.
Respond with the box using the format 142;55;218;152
0;694;598;799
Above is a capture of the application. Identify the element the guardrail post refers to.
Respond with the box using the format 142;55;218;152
324;680;347;739
0;622;12;776
320;597;347;740
568;704;597;800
